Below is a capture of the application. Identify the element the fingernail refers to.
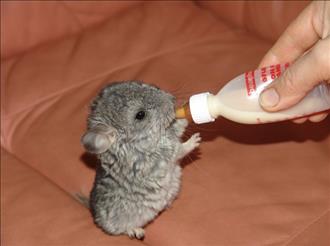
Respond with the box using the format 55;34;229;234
260;88;280;108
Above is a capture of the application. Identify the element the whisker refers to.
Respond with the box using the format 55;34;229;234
168;80;191;95
188;124;220;132
184;152;202;172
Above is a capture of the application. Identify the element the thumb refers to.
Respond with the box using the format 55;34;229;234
259;38;330;112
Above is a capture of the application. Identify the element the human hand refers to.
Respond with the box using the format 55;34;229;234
259;1;330;123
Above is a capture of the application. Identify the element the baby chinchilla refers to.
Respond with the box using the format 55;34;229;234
81;81;200;239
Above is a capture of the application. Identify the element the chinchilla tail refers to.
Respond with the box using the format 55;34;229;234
73;193;90;209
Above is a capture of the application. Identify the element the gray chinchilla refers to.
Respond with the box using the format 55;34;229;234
81;81;200;239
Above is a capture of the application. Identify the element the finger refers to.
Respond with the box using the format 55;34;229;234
259;37;330;112
292;113;328;123
259;2;322;68
292;117;308;124
308;113;328;122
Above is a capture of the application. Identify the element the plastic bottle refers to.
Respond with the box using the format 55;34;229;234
175;63;330;124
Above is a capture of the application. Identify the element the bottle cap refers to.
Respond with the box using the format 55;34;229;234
189;92;215;124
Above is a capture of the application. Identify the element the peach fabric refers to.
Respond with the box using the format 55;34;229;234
0;1;140;59
1;1;329;245
198;1;308;42
1;148;144;246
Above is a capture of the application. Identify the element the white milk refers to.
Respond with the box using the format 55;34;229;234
187;63;330;124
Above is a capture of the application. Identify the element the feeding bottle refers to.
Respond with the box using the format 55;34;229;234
175;63;330;124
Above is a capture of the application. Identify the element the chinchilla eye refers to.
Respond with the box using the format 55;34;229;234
135;111;146;120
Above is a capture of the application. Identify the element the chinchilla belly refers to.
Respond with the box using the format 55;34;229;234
91;164;181;232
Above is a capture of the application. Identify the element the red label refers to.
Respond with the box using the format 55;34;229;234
245;63;290;96
269;64;282;80
245;71;256;96
261;67;267;82
260;63;291;83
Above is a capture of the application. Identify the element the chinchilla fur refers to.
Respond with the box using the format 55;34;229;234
81;81;200;239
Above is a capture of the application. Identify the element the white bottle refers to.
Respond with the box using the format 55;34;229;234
176;63;330;124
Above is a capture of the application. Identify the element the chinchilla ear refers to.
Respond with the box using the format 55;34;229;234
81;126;116;154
